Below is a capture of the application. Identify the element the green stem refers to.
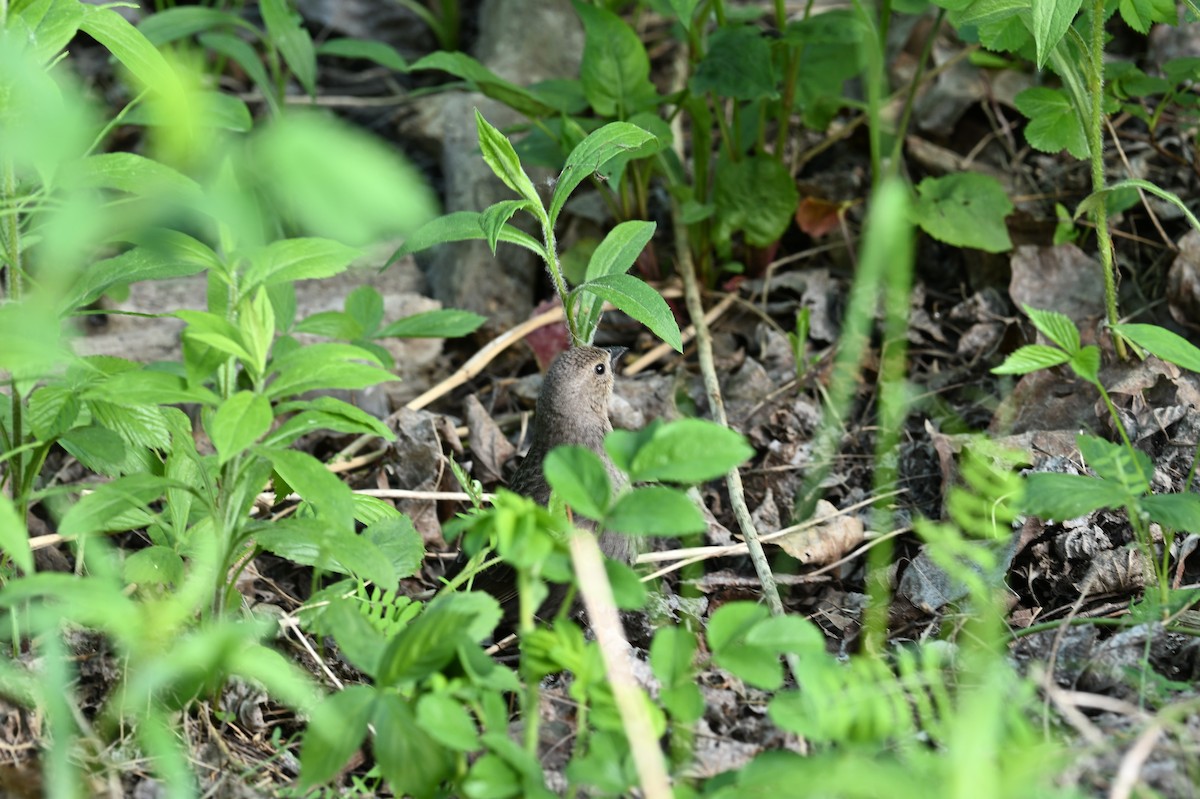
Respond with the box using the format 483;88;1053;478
540;216;577;343
1087;0;1126;358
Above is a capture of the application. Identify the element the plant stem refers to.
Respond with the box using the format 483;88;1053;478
540;216;578;344
1087;0;1127;359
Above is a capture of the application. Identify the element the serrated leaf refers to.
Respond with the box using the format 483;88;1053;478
89;400;171;450
475;109;542;209
1077;434;1150;496
604;486;704;535
387;210;544;264
1069;345;1101;384
244;238;361;290
1024;306;1081;353
549;122;655;226
990;344;1071;375
544;446;612;520
255;519;395;586
208;391;272;465
1014;87;1089;159
28;385;81;439
911;172;1013;253
575;273;681;352
377;593;500;686
1139;493;1200;532
1118;0;1176;33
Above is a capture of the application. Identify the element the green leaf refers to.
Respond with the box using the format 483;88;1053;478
59;473;178;538
89;400;171;450
317;38;408;71
706;602;782;689
1139;493;1200;532
1118;0;1176;33
1022;473;1128;519
624;419;754;483
1113;323;1200;373
59;425;129;477
1077;434;1150;496
690;25;777;101
387;210;544;263
64;246;209;313
374;694;455;796
549;122;656;227
911;173;1013;253
177;310;252;364
13;0;84;63
137;6;251;44
575;273;682;352
990;344;1071;375
299;685;376;788
409;51;561;117
123;546;184;588
251;111;437;246
377;309;487;339
1030;0;1081;70
243;238;362;290
1024;306;1081;353
259;0;316;95
605;486;705;535
255;520;396;587
294;310;362;340
573;0;657;117
479;199;536;255
416;693;480;751
0;495;33;575
1069;345;1101;385
208;391;273;465
80;6;184;98
199;31;278;114
1014;87;1089;159
577;220;656;342
72;152;202;197
324;597;388;675
544;446;612;520
28;384;81;439
474;109;543;209
650;627;703;723
713;155;799;247
365;516;425;579
267;343;395;399
1078;179;1200;235
377;593;500;686
266;448;355;523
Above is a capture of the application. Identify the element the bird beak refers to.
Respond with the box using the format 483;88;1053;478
603;346;629;368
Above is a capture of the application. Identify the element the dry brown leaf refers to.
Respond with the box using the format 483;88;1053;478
774;499;865;564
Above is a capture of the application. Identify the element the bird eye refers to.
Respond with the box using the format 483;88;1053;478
594;363;606;375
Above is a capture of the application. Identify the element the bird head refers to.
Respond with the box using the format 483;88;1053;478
538;345;624;422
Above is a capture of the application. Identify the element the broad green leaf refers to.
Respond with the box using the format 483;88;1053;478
374;694;456;796
72;152;202;197
549;121;655;226
345;285;384;334
59;473;179;537
573;0;657;118
1024;306;1081;353
123;545;184;587
387;210;544;263
604;486;705;535
317;38;408;71
243;238;361;290
416;693;480;751
255;520;396;586
575;273;681;352
625;419;754;483
474;109;542;209
324;597;388;675
1030;0;1081;69
1014;87;1089;159
80;6;183;98
690;25;777;101
409;51;561;117
1022;472;1128;519
1077;434;1150;496
1118;0;1176;33
911;172;1013;253
137;6;251;44
267;343;395;399
259;0;316;95
85;370;219;407
1139;493;1200;532
1068;345;1101;385
578;220;656;341
251;111;437;246
59;425;129;477
1113;323;1200;373
299;685;376;788
89;400;171;450
28;385;81;439
377;593;500;686
266;449;356;530
14;0;84;63
377;309;487;339
990;344;1070;375
208;391;272;465
0;495;33;575
177;310;252;363
64;246;208;313
706;602;781;689
544;446;612;520
713;155;799;247
365;516;425;579
650;627;703;723
269;395;396;445
294;310;363;340
669;0;703;29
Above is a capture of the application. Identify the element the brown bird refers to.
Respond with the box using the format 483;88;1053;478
458;345;632;627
